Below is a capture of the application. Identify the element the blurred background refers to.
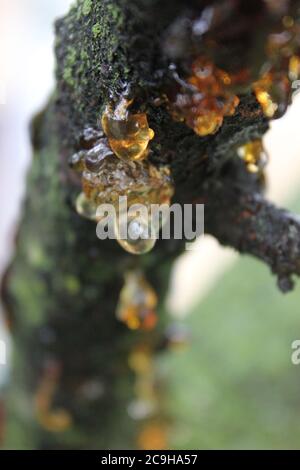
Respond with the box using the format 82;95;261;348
1;0;300;449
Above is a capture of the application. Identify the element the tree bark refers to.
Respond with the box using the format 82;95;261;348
2;0;300;449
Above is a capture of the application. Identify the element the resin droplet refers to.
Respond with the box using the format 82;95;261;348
73;153;173;255
84;140;113;173
128;346;152;374
237;139;268;174
168;58;240;136
127;345;158;421
81;158;173;209
289;55;300;81
69;151;86;172
79;127;104;149
117;271;158;330
35;361;72;433
253;72;291;119
128;341;168;448
80;157;173;251
70;124;173;255
101;99;155;161
75;192;98;221
137;422;168;450
69;138;113;174
164;2;300;132
114;211;157;255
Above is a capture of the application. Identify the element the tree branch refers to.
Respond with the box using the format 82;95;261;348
205;179;300;292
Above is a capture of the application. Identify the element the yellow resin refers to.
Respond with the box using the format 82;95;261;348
193;112;224;137
74;157;174;256
117;271;158;331
238;139;268;174
114;211;157;255
35;364;72;433
101;100;154;161
254;89;278;118
253;71;291;119
169;57;240;136
289;55;300;81
137;423;168;450
75;192;98;221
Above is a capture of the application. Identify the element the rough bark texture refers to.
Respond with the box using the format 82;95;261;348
2;0;300;449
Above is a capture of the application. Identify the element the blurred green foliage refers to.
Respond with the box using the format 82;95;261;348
164;197;300;450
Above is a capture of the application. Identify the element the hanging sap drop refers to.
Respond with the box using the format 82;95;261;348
101;99;155;161
289;55;300;81
75;192;98;221
114;211;157;255
117;271;158;330
253;72;291;119
237;139;268;174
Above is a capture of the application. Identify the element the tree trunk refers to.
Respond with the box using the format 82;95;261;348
2;0;300;449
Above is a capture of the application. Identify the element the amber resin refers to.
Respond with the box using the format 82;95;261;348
237;139;268;174
253;71;296;120
127;343;169;448
169;57;240;136
35;361;72;433
76;157;173;253
164;1;300;134
114;211;157;255
70;133;174;254
117;270;158;331
70;107;172;254
250;12;300;118
80;158;173;211
137;422;168;450
101;98;155;161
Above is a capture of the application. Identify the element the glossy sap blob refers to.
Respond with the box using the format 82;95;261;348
101;98;154;161
114;210;157;255
117;271;158;330
237;139;268;174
